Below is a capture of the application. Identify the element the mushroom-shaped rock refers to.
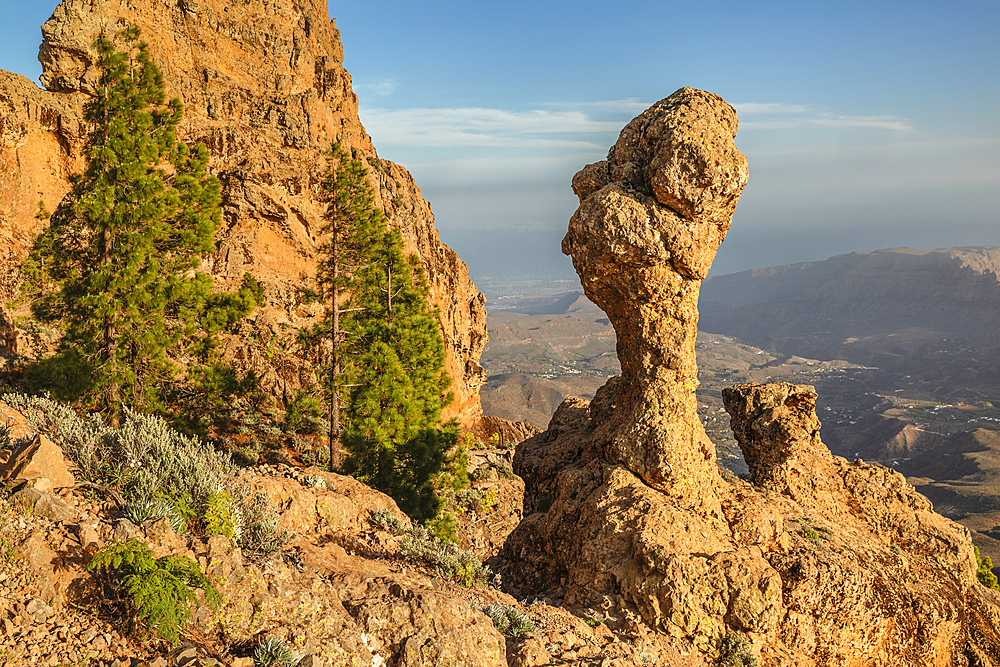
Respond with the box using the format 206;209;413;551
562;87;748;502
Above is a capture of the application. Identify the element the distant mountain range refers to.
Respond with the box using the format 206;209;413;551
700;246;1000;399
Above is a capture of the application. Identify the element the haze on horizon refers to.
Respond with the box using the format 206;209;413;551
2;0;997;279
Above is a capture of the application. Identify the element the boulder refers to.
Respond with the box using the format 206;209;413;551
10;487;76;522
0;433;76;491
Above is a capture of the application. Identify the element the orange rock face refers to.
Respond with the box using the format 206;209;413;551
0;0;486;425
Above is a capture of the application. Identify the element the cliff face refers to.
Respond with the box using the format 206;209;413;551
495;88;1000;666
0;0;487;424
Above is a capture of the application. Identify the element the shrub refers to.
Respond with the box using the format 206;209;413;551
470;467;494;483
976;546;999;590
284;391;325;434
124;499;188;535
427;508;458;541
397;523;494;586
479;604;534;636
6;392;287;554
87;538;220;644
497;462;517;479
2;393;234;511
303;475;328;489
204;492;243;541
718;631;758;667
236;488;291;556
370;509;494;586
253;636;296;667
369;508;406;534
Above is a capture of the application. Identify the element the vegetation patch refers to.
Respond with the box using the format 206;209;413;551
87;538;220;644
718;631;758;667
478;604;534;636
253;636;296;667
369;509;497;586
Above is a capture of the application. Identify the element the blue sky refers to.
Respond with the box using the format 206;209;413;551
3;1;998;277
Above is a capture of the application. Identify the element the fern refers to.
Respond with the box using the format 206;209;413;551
87;539;220;643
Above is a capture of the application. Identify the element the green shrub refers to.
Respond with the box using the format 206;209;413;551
436;436;470;492
427;508;458;541
87;539;220;644
284;391;325;434
253;636;296;667
976;545;999;590
479;604;534;636
204;492;242;541
718;631;758;667
21;349;94;403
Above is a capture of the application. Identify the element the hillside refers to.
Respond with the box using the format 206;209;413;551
0;0;488;427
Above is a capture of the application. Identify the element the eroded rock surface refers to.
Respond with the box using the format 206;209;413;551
0;0;486;425
496;89;1000;666
562;87;748;503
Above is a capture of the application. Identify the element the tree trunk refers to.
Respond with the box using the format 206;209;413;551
328;208;343;471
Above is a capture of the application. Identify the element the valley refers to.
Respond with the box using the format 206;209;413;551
479;256;1000;567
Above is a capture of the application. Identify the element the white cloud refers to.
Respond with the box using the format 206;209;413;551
361;98;913;154
354;80;397;97
541;98;653;114
359;106;622;149
734;101;911;132
811;113;912;131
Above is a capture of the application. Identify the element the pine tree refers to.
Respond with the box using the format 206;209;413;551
21;27;244;420
312;143;383;469
344;218;455;522
308;143;455;522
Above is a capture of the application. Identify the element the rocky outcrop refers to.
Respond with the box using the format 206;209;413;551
0;0;486;425
0;432;76;492
561;87;748;503
495;88;1000;665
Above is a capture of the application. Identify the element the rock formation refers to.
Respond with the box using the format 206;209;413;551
561;87;748;504
496;88;1000;665
0;0;487;425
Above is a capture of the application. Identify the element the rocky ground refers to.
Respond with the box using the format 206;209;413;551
0;398;674;667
